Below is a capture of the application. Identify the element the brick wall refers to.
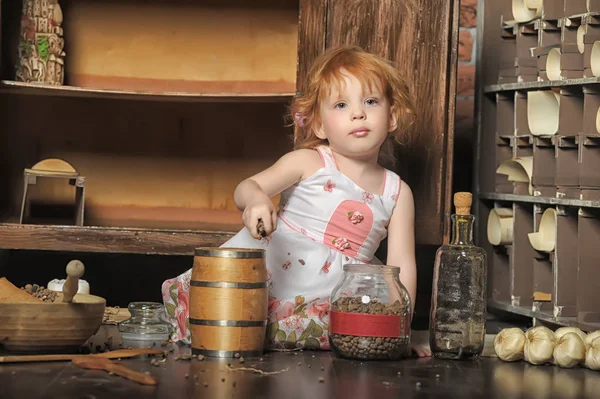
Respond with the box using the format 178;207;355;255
453;0;477;194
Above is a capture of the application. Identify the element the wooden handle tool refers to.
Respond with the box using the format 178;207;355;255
0;348;164;364
72;356;158;385
62;259;85;303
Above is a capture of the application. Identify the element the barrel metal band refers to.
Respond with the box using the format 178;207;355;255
189;318;267;327
191;348;264;358
190;280;267;289
194;248;265;258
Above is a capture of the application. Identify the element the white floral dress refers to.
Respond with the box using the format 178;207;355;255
161;145;402;349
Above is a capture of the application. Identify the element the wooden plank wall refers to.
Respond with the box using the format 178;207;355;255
326;0;459;245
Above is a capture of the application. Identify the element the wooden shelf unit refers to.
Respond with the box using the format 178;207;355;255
0;0;459;257
0;80;296;103
0;223;235;255
476;0;600;331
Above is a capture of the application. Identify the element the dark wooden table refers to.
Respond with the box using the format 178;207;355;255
1;348;599;398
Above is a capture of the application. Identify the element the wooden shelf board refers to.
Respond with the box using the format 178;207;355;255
488;300;600;332
0;81;295;103
478;192;600;208
0;223;236;256
484;77;600;94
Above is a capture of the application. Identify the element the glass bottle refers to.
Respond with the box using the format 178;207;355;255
119;302;171;347
329;264;412;360
429;192;487;359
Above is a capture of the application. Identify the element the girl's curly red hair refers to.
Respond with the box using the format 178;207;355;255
289;46;416;168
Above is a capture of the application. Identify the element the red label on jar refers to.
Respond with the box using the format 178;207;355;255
329;311;407;338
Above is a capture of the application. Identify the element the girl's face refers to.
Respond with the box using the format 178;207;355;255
316;70;397;161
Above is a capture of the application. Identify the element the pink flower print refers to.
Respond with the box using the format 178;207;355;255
362;191;374;204
282;314;304;332
321;261;332;274
282;260;292;270
347;210;364;224
332;237;350;251
323;179;336;192
307;299;330;323
300;228;307;236
274;301;295;322
391;193;399;201
175;289;189;336
268;296;281;314
319;335;330;349
161;278;175;300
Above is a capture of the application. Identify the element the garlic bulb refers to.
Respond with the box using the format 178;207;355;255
524;326;556;365
553;332;586;368
494;328;526;361
585;330;600;349
586;336;600;371
554;327;587;343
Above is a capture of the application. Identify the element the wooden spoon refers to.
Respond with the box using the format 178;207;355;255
72;356;158;385
63;260;85;303
0;348;163;364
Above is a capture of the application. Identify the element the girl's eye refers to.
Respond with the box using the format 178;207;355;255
365;98;378;106
334;103;347;109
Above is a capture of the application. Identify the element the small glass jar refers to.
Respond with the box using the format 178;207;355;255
119;302;171;347
329;264;412;360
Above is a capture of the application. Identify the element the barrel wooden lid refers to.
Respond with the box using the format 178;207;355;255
454;192;472;215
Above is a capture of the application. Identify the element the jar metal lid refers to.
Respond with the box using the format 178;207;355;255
194;247;265;258
342;264;401;274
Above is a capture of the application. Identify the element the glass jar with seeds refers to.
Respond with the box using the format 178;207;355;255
329;264;411;360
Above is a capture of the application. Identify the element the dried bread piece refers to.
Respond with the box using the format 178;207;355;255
0;277;42;303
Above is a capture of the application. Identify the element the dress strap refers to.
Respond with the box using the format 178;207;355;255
382;170;402;202
315;146;339;170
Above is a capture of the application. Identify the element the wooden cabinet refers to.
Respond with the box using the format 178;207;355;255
0;0;458;256
476;0;600;331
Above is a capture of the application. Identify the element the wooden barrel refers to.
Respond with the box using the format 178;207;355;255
189;247;268;358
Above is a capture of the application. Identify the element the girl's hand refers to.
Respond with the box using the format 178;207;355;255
410;343;432;358
242;200;277;239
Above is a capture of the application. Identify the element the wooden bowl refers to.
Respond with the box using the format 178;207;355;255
0;294;106;353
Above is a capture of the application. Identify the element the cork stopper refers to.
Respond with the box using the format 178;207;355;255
454;192;472;215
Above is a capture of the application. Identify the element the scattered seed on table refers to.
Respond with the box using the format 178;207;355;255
197;355;205;361
312;355;315;358
318;376;325;383
320;366;324;371
239;357;245;364
233;381;237;388
416;382;422;388
308;365;311;368
382;381;390;386
436;374;440;379
109;372;115;376
144;371;151;375
259;358;264;362
397;372;402;376
185;374;189;379
204;383;208;388
221;378;226;382
234;353;240;358
297;362;302;366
